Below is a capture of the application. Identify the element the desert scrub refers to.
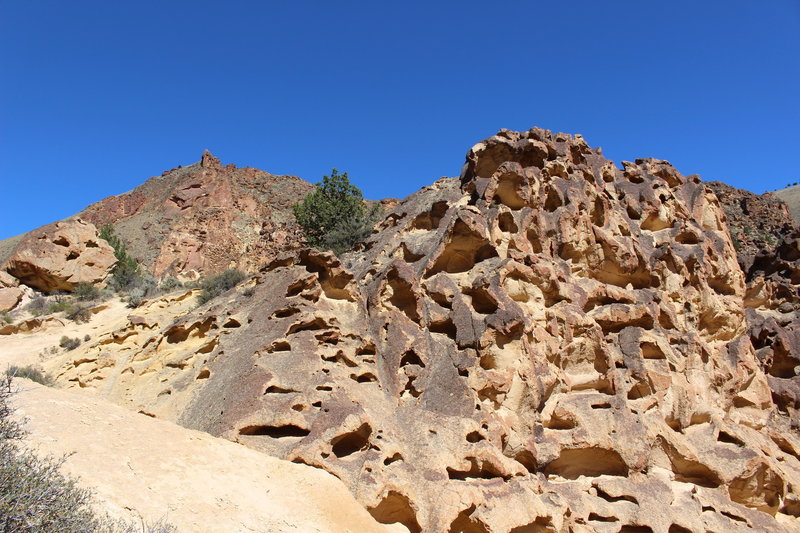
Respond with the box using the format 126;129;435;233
0;376;175;533
73;283;101;301
5;365;52;386
66;304;92;324
25;296;48;316
197;269;246;305
59;336;81;351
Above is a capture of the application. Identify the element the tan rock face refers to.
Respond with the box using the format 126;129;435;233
48;129;800;532
77;151;313;278
4;219;116;292
13;381;395;533
0;287;23;311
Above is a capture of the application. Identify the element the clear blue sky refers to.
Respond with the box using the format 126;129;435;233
1;1;798;240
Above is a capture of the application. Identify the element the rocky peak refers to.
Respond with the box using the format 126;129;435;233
200;149;221;170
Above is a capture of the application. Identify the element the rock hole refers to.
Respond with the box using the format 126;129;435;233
384;453;403;465
543;447;629;480
514;449;538;474
238;424;309;438
430;316;457;339
447;457;511;481
466;431;485;443
721;511;747;524
448;505;490;533
498;211;518;233
401;376;421;398
409;201;449;231
268;340;291;353
508;517;555;533
627;381;652;400
368;490;422;533
641;342;665;359
400;349;425;368
667;526;692;533
196;368;211;379
717;430;745;447
264;385;299;394
385;275;421;323
543;187;562;212
286;317;328;334
272;307;300;319
316;385;332;391
351;372;378;383
222;318;241;328
425;219;498;276
331;423;372;458
467;288;498;315
588;513;618;523
619;527;652;533
594;486;638;504
53;236;70;247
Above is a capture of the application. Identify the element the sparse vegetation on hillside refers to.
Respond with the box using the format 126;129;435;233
293;169;381;255
5;365;52;386
59;336;81;351
196;269;246;305
99;224;145;292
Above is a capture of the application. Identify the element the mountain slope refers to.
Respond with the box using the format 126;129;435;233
775;184;800;224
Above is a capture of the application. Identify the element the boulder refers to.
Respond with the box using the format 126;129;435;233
4;219;116;292
0;287;23;312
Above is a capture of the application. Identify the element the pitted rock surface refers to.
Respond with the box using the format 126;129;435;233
3;218;116;292
48;129;800;532
76;150;312;278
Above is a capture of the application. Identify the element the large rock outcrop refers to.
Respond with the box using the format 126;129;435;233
3;218;116;292
75;150;313;278
48;129;800;532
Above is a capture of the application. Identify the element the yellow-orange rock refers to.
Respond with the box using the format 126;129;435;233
4;219;116;292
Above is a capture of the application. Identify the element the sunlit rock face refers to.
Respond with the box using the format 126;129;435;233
4;218;116;292
49;129;800;532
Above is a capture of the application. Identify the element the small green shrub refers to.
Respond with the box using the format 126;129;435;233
48;300;72;314
99;225;145;292
73;283;101;301
158;276;183;292
242;286;256;298
66;304;92;324
25;296;47;316
84;334;91;342
59;336;81;351
197;269;246;305
5;365;52;386
0;312;11;325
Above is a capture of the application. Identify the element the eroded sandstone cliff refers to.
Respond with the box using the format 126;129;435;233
46;129;800;532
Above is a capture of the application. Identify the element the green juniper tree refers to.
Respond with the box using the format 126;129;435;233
293;169;381;255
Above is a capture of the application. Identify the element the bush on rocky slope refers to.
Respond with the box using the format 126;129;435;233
293;168;381;255
197;269;246;305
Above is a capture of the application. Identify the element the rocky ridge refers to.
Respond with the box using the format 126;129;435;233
74;150;312;279
45;128;800;532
